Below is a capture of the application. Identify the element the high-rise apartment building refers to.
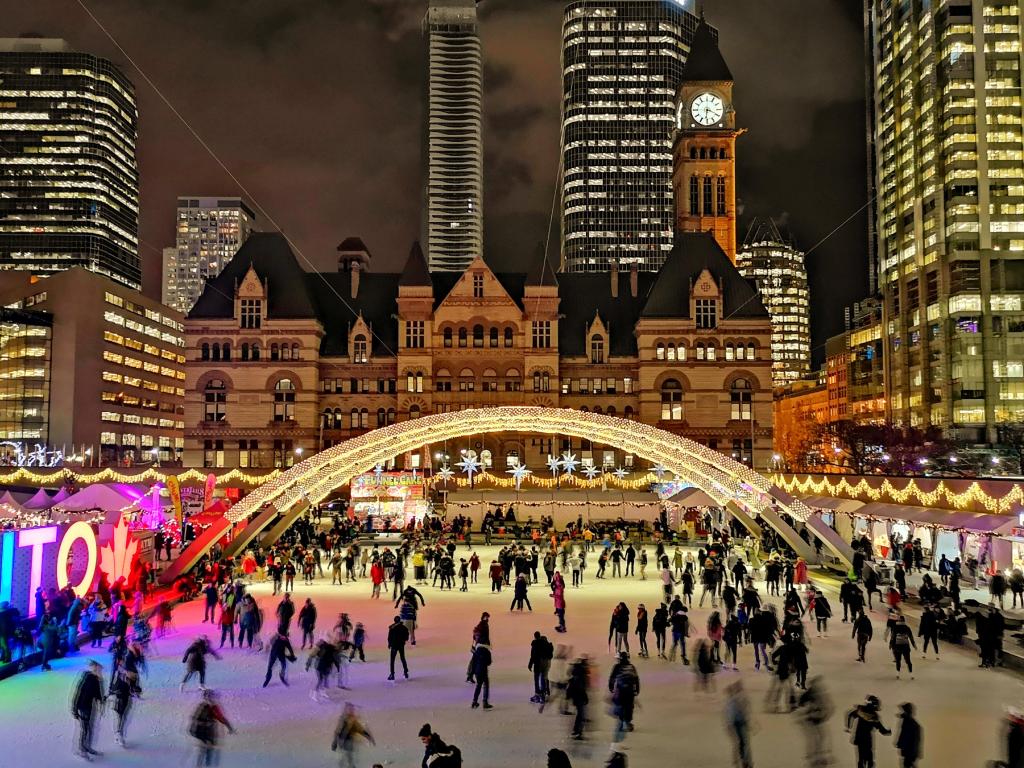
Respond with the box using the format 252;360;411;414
163;197;255;313
737;218;811;387
0;37;140;289
866;1;1024;442
560;1;707;273
423;0;484;272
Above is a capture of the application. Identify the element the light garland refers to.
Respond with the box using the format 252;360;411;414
432;471;658;491
222;407;811;531
0;466;278;489
772;473;1024;515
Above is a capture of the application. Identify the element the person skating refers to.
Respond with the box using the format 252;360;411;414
470;642;493;708
635;604;649;658
417;724;461;766
846;695;890;768
307;638;339;700
652;603;669;658
669;605;690;664
724;681;753;768
529;631;554;703
888;615;916;679
332;702;375;768
299;598;318;650
181;635;220;690
567;655;591;740
812;590;832;637
797;676;833;768
511;573;532;612
276;592;295;635
548;570;567;633
895;702;922;768
918;605;940;660
608;651;640;742
392;584;425;645
853;610;873;663
349;622;367;662
189;688;234;767
608;602;630;654
386;615;410;680
72;659;105;760
263;631;297;687
110;667;134;748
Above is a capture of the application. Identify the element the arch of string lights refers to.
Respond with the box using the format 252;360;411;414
224;407;814;526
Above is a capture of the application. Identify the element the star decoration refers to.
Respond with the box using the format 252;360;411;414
613;466;628;481
507;463;532;490
652;464;668;479
583;464;601;480
560;451;580;475
435;464;455;483
457;454;482;480
546;455;562;475
373;462;385;482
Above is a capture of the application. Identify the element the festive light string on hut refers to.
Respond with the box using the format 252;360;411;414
772;473;1023;515
223;407;815;526
0;466;277;488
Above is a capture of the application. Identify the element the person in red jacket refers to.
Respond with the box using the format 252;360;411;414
489;560;504;593
370;561;386;599
218;599;236;649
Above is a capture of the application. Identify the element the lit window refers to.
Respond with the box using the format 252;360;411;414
661;379;683;421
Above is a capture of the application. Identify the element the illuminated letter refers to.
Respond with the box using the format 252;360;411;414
18;526;57;616
0;531;13;604
56;522;98;598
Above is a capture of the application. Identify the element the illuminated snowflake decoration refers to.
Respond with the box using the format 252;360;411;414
652;464;668;479
456;454;482;481
507;463;532;490
583;464;601;480
560;451;580;476
435;464;455;483
546;454;562;476
373;462;385;482
613;466;628;481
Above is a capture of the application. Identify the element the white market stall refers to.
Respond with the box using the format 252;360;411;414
445;489;662;527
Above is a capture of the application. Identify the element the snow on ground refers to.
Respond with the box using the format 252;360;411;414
2;544;1023;768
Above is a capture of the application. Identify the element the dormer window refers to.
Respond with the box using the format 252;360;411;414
240;298;261;329
353;334;368;363
696;298;717;329
473;273;484;298
590;335;605;364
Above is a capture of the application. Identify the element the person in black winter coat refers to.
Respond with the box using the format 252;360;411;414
387;615;410;680
298;599;317;650
652;604;669;658
72;660;105;758
895;702;922;768
853;611;873;663
918;606;940;659
511;574;532;612
263;632;297;687
846;695;891;768
470;643;492;708
608;602;630;654
813;591;832;637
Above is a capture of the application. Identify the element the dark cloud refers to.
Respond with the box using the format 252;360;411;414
12;0;865;362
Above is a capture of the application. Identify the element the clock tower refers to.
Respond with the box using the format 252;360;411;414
673;21;743;262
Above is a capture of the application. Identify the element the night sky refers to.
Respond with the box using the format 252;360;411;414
12;0;866;364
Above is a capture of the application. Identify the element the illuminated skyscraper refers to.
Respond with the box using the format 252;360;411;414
423;0;484;272
560;1;707;273
737;218;810;387
163;197;255;313
0;37;140;288
866;1;1024;441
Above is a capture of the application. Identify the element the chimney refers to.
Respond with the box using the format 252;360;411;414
350;262;360;299
629;263;638;298
610;260;619;298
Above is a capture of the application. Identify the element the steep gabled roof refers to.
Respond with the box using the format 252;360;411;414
306;273;399;357
641;231;767;319
188;232;317;320
557;272;658;357
681;21;732;82
398;241;432;287
429;270;528;310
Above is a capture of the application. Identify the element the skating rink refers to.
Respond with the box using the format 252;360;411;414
2;545;1022;767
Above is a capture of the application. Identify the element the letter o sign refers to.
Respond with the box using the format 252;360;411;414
56;522;98;598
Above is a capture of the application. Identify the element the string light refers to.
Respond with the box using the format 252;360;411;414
0;466;278;488
772;473;1022;515
223;407;813;527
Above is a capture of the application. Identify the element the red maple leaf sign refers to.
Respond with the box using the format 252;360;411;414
99;514;140;584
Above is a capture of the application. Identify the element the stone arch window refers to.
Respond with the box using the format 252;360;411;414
409;404;421;420
607;405;617;417
473;324;484;348
458;328;467;348
703;175;713;214
719;147;728;159
747;342;756;360
735;343;745;361
590;334;605;364
222;342;231;361
459;368;475;392
211;342;221;362
273;378;295;422
695;342;706;361
200;342;210;361
435;368;452;392
699;147;707;159
706;342;717;361
676;343;687;361
443;327;453;348
689;146;697;159
270;343;280;361
730;378;752;421
661;378;683;421
280;343;291;361
689;175;699;215
725;342;735;361
709;147;718;159
624;405;634;420
386;408;396;424
656;342;666;360
483;368;498;392
504;368;522;392
353;334;367;363
504;327;514;347
241;343;250;361
489;327;499;348
350;407;359;429
203;379;226;422
666;343;677;361
533;370;550;392
717;175;727;215
593;405;603;415
406;370;424;393
376;407;387;427
251;342;260;361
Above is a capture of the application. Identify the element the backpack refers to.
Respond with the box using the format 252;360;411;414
189;702;215;742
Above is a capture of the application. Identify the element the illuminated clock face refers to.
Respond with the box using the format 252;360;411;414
690;92;724;126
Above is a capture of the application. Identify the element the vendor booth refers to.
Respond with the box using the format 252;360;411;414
445;489;662;527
